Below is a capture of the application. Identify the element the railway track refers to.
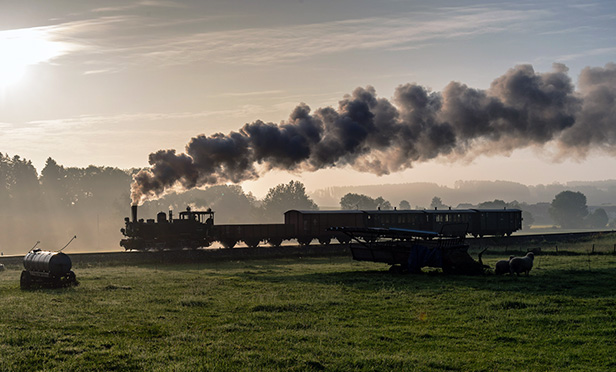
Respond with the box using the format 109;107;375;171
0;243;351;267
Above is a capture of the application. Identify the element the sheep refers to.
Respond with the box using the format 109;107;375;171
509;252;535;276
494;256;514;275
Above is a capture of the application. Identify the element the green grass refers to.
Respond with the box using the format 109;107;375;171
1;253;615;371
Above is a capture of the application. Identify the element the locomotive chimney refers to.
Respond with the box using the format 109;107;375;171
131;205;138;223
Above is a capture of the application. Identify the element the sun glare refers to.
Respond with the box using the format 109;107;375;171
0;27;70;89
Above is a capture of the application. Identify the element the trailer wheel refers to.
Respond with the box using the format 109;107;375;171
67;271;78;286
20;271;32;290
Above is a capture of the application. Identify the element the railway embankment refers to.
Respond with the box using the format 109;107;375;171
0;243;351;267
1;230;613;267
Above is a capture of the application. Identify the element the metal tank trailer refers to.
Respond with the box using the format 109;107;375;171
20;237;79;290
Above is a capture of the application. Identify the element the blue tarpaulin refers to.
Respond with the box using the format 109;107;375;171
407;244;443;272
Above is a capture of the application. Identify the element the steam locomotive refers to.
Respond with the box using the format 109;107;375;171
120;205;522;251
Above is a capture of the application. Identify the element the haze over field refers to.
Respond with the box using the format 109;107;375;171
0;1;614;200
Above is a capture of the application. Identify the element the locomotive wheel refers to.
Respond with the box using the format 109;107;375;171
318;237;331;245
267;238;283;247
244;239;261;248
20;271;32;290
297;237;312;246
221;240;237;249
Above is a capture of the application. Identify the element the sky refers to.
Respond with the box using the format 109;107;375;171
0;0;615;198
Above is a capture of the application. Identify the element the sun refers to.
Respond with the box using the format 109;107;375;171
0;27;70;89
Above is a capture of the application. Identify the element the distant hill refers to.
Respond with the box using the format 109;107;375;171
310;180;616;209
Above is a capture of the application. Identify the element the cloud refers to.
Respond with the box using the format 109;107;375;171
218;90;285;97
556;46;616;62
34;5;548;71
93;0;186;13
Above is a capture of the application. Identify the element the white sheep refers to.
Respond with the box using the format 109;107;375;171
509;252;535;276
494;256;514;275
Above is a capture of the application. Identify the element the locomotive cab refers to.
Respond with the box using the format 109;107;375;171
178;206;214;225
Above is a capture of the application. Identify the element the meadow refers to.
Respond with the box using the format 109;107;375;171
0;249;615;371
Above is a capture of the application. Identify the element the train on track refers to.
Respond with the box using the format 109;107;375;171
120;205;522;251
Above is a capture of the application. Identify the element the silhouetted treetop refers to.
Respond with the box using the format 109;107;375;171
262;180;317;221
549;190;588;228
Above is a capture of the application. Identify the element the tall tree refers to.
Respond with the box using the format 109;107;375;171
477;199;507;209
40;157;69;207
398;200;411;210
374;197;392;210
8;155;41;207
430;196;447;209
586;208;608;228
262;181;317;221
339;193;391;210
0;153;10;205
522;210;535;229
549;191;588;228
340;193;376;210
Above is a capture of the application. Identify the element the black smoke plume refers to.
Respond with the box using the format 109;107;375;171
131;63;616;204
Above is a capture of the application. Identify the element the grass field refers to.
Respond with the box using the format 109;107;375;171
1;251;615;371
